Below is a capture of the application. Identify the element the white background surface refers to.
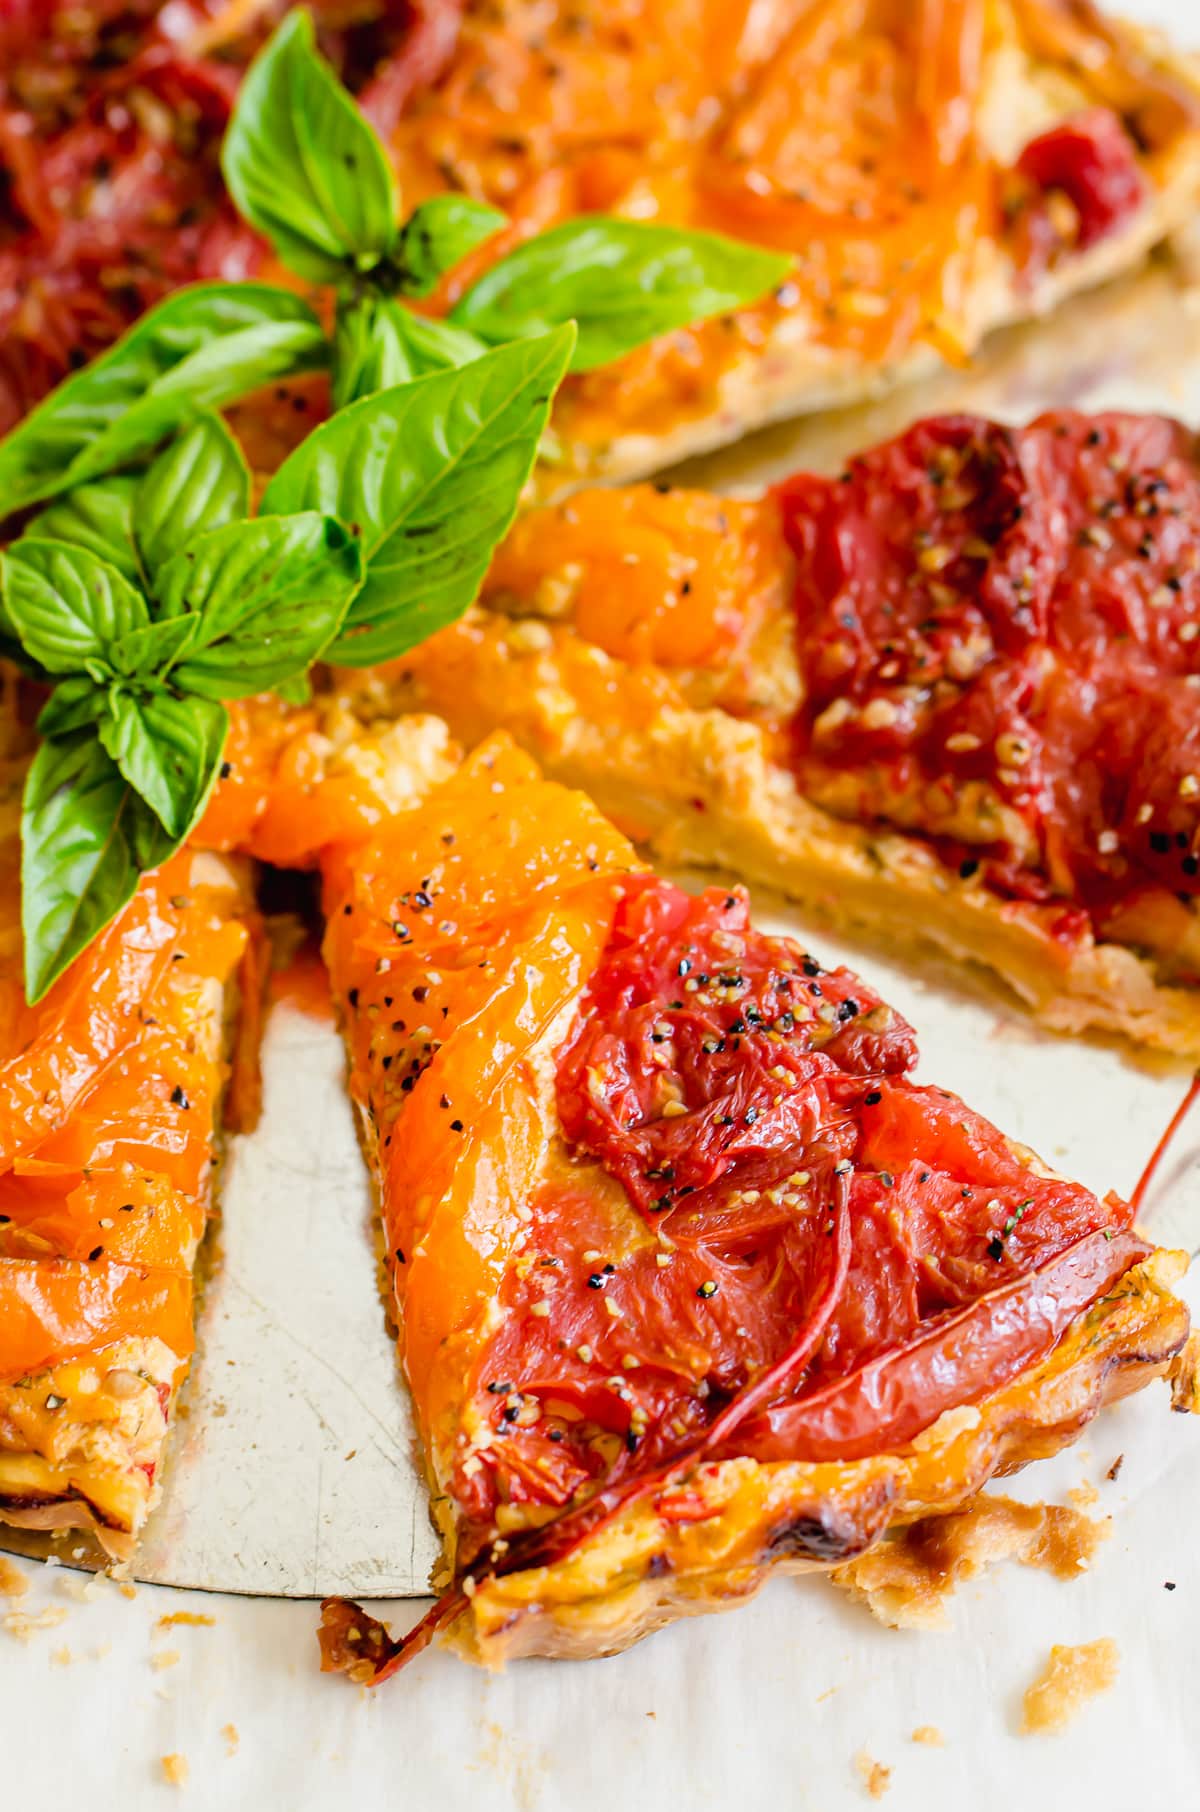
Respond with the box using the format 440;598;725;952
7;2;1200;1803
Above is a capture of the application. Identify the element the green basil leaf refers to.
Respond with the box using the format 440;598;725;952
36;676;109;740
221;8;398;285
275;671;313;706
331;295;488;405
2;539;150;675
261;326;574;666
21;732;178;1003
25;478;143;586
110;614;201;680
450;217;791;371
99;690;228;842
136;414;250;578
393;196;507;297
0;283;327;515
157;513;363;698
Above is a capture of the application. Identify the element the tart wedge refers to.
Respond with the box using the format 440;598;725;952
305;731;1188;1674
385;0;1200;486
0;730;257;1557
386;408;1200;1054
4;3;1200;486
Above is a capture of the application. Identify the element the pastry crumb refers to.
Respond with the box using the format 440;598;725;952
51;1645;73;1666
1067;1482;1098;1510
1168;1331;1200;1412
0;1557;29;1599
854;1751;891;1798
160;1753;189;1788
222;1723;240;1756
1021;1639;1119;1734
59;1574;102;1602
152;1649;181;1671
156;1611;215;1632
911;1726;944;1747
3;1603;68;1641
1106;1454;1124;1482
119;1581;138;1600
834;1494;1109;1629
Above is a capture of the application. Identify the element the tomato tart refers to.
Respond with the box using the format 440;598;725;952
385;408;1200;1054
0;676;1189;1660
384;0;1200;485
0;722;257;1556
0;676;466;1559
299;729;1188;1674
5;3;1200;484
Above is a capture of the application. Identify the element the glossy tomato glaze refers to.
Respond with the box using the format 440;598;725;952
455;876;1138;1533
777;410;1200;925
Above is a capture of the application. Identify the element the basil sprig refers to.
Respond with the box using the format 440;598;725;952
224;8;790;405
4;325;576;998
5;427;362;1001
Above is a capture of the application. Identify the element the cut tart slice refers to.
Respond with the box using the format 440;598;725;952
384;408;1200;1054
384;0;1200;487
312;731;1189;1676
0;772;257;1558
0;682;458;1563
4;4;1200;489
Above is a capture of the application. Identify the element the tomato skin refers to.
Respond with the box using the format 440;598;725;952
316;734;639;1478
734;1228;1145;1463
0;1254;195;1383
0;852;248;1385
1016;107;1145;252
776;410;1200;914
197;696;406;865
0;882;179;1171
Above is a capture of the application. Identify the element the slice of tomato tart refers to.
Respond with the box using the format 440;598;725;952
313;731;1188;1676
4;5;1200;487
385;408;1200;1055
386;0;1200;487
0;678;462;1560
0;772;257;1556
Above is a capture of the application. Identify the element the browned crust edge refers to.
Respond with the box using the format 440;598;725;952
445;1251;1188;1665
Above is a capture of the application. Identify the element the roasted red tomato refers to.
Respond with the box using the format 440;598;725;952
777;410;1200;911
1016;105;1146;251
